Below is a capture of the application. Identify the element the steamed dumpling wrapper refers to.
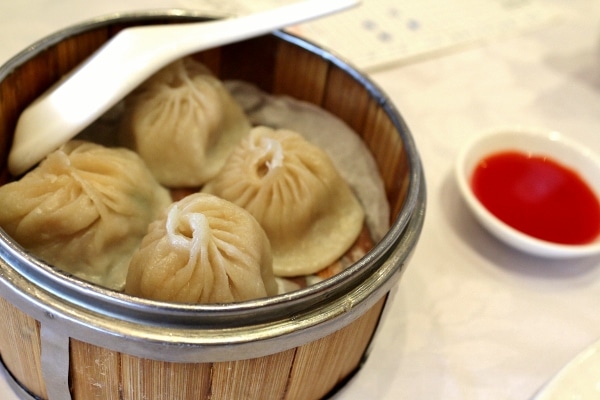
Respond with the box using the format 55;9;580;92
203;126;365;277
0;140;171;290
125;193;277;303
225;80;389;242
121;57;251;187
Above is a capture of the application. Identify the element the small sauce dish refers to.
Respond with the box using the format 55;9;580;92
455;127;600;258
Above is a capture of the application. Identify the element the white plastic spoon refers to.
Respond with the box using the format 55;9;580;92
7;0;359;176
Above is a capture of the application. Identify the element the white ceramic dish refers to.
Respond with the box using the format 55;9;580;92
532;337;600;399
455;127;600;258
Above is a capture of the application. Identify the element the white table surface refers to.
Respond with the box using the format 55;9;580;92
1;1;600;399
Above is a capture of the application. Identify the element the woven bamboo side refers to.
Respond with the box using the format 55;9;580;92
0;291;387;399
71;295;385;400
0;294;386;400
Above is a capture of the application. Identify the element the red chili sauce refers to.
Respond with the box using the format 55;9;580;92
471;151;600;245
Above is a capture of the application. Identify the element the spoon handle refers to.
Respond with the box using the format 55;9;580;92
9;0;359;176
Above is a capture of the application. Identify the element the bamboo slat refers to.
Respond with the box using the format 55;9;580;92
0;70;21;174
322;66;371;137
361;99;409;219
70;339;121;399
284;296;386;400
210;348;296;400
273;42;329;105
0;297;47;399
121;353;213;400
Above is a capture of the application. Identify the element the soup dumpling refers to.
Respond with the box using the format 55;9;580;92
0;140;171;290
203;126;365;277
121;57;251;187
125;193;277;303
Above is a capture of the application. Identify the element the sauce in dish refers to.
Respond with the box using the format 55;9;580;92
471;151;600;245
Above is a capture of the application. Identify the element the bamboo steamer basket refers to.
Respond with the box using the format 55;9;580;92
0;10;425;400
